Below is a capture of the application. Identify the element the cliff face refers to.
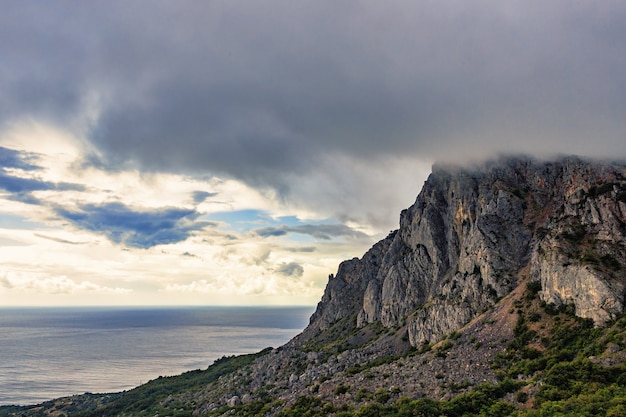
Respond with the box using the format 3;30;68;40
305;156;626;346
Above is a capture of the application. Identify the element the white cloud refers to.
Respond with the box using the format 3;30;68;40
0;121;381;306
0;120;84;159
0;270;131;295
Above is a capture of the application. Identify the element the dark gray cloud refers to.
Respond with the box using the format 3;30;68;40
276;262;304;278
255;224;367;240
191;191;218;204
2;1;626;204
53;202;208;249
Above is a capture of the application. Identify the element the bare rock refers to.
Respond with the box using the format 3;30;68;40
303;156;626;347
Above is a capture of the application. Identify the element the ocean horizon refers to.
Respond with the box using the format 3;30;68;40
0;306;315;406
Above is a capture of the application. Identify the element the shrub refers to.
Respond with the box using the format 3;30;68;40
334;384;350;395
516;391;529;403
373;388;391;404
526;280;542;296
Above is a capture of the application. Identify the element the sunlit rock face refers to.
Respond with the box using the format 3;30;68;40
306;156;626;346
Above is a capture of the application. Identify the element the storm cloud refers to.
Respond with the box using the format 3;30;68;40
1;1;626;233
3;2;625;177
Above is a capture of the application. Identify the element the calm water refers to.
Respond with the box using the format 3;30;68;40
0;306;314;406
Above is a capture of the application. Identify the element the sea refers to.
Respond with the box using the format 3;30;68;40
0;306;315;406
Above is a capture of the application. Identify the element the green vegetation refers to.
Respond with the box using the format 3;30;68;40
269;282;626;417
269;379;521;417
435;339;454;357
346;352;413;377
71;348;274;417
301;313;362;354
273;396;351;417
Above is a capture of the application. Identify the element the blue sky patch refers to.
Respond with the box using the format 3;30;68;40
204;210;357;242
204;209;279;234
0;213;47;230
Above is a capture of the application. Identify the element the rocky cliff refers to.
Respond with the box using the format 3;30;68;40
8;155;626;417
304;156;626;346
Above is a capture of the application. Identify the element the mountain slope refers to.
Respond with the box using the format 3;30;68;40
4;155;626;417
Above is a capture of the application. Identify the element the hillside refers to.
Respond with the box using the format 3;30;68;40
3;155;626;417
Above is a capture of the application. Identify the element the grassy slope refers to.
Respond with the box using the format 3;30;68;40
0;349;272;417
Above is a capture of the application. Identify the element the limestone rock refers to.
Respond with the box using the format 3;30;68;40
303;156;626;347
226;396;240;407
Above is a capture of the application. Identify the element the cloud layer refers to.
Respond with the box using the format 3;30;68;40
1;1;625;306
0;133;373;306
3;2;625;190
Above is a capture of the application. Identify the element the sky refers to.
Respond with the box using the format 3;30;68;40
0;1;625;306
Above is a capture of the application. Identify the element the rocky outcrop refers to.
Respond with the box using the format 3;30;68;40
304;156;626;346
529;166;626;324
305;234;395;333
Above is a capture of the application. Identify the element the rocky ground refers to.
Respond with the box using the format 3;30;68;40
175;273;526;415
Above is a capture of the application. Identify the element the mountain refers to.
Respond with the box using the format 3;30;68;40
4;155;626;417
306;155;626;341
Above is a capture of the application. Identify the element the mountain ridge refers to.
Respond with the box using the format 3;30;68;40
4;154;626;416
